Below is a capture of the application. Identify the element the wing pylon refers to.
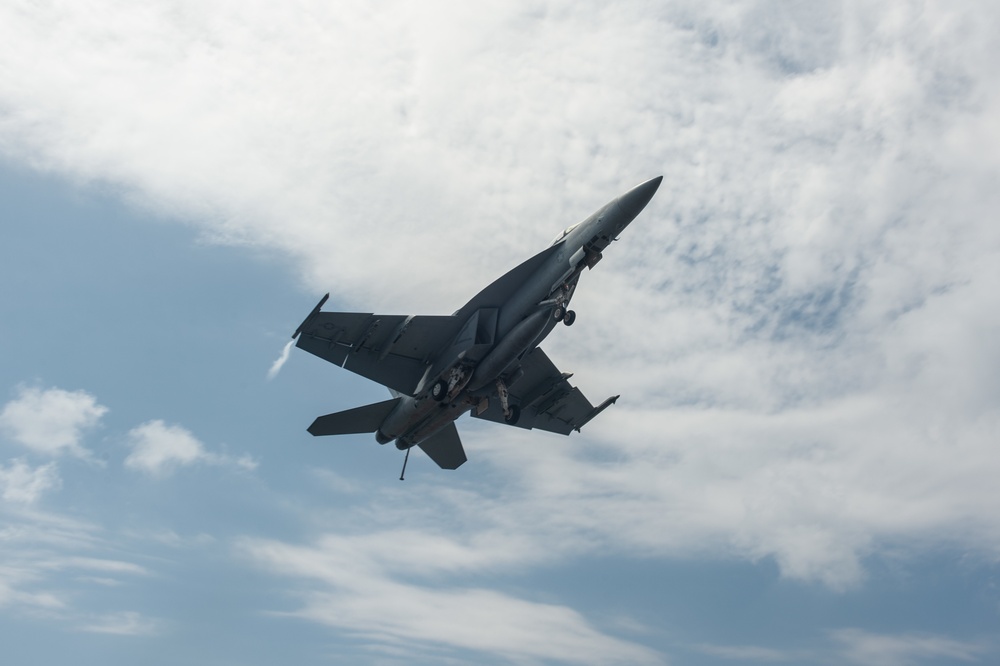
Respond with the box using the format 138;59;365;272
471;348;617;435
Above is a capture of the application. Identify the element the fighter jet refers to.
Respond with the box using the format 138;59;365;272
291;176;662;474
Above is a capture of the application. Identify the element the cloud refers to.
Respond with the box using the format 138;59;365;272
0;459;60;504
831;628;987;666
123;529;217;549
124;420;205;475
690;631;990;665
242;534;663;664
0;387;107;458
1;3;1000;662
0;506;147;618
47;557;149;578
78;611;159;636
0;574;65;613
124;419;256;476
692;642;797;662
1;0;999;596
463;370;1000;591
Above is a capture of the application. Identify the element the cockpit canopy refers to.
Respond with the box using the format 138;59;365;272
550;222;581;246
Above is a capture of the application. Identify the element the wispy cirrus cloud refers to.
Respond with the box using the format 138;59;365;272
242;533;663;665
831;628;988;666
690;630;989;665
78;610;159;636
691;642;799;662
0;505;148;618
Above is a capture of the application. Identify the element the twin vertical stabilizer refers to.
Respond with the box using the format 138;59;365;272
307;398;468;470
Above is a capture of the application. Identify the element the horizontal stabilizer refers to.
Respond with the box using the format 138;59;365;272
308;398;400;436
417;423;467;469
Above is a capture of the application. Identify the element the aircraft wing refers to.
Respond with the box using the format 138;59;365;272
471;347;618;435
294;308;465;396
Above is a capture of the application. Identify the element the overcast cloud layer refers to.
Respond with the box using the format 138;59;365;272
2;1;999;663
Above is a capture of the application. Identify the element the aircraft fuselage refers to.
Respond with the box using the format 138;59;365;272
373;177;662;451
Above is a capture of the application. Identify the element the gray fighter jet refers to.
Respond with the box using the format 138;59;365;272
291;176;661;473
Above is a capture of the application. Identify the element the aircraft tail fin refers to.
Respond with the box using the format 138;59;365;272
307;398;401;436
417;423;467;470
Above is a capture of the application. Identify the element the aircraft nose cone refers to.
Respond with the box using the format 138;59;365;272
616;176;663;221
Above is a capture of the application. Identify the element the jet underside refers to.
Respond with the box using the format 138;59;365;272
291;176;662;471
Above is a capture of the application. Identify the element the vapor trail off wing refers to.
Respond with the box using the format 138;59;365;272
294;306;465;396
471;348;618;435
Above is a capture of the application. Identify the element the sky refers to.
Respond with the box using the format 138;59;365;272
1;1;999;664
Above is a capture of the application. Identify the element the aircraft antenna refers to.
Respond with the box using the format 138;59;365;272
399;446;411;481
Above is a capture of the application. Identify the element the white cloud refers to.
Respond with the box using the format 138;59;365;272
2;2;1000;661
692;643;797;662
0;506;147;619
124;420;205;475
243;535;663;664
691;631;989;665
48;557;149;577
462;372;1000;591
0;387;107;458
0;0;998;599
124;419;256;476
309;469;363;495
124;529;217;549
0;571;65;612
78;611;159;636
0;459;60;504
831;628;986;666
